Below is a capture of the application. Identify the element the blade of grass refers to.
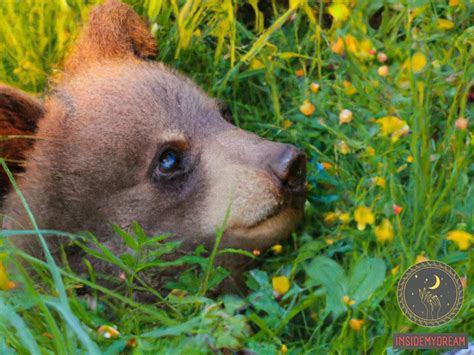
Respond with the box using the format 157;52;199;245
0;298;40;355
0;159;100;354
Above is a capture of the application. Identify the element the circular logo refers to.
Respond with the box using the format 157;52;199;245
397;261;464;327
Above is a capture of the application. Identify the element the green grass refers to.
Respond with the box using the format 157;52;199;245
1;0;473;353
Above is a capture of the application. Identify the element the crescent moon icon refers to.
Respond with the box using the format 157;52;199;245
428;274;441;290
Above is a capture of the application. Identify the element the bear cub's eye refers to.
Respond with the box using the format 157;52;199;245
158;149;180;173
150;141;190;183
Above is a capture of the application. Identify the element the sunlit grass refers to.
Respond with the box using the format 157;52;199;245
1;0;473;353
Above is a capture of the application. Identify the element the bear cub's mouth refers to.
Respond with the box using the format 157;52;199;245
243;186;307;231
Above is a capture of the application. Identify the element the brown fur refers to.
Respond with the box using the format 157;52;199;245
64;0;157;74
0;85;44;196
0;0;306;295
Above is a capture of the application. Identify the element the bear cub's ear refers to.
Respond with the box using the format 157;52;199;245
217;101;234;124
0;84;44;196
0;84;43;133
64;0;157;74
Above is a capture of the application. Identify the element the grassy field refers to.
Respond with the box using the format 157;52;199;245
0;0;473;353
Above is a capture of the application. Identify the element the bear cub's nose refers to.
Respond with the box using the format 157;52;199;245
270;145;307;190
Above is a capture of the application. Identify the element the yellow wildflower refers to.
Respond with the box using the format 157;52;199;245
437;19;454;30
281;344;288;353
282;119;293;129
343;295;356;306
410;52;427;73
272;276;290;296
394;125;410;142
250;59;264;70
0;261;16;291
325;238;335;245
354;206;375;231
373;177;386;188
336;140;351;155
343;80;357;95
331;35;374;60
271;244;283;254
366;146;375;156
328;3;350;22
375;116;406;135
331;37;345;55
406;155;414;163
449;0;459;6
349;319;365;331
375;116;410;141
415;254;429;263
344;34;358;54
300;100;315;116
358;39;375;59
324;211;338;225
374;219;394;243
339;213;351;224
446;230;473;251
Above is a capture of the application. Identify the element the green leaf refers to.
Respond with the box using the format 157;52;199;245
141;317;203;338
131;221;148;245
206;266;230;289
112;224;138;251
103;339;127;355
119;253;136;268
305;256;347;317
248;269;270;289
142;234;173;246
348;257;386;303
218;248;256;259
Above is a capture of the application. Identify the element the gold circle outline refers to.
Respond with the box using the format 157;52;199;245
397;261;464;327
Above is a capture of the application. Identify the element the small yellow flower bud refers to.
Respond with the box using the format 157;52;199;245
349;319;365;331
377;65;389;77
339;109;353;125
300;100;315;116
377;52;388;63
454;117;468;130
310;82;320;93
295;69;305;77
271;244;283;254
